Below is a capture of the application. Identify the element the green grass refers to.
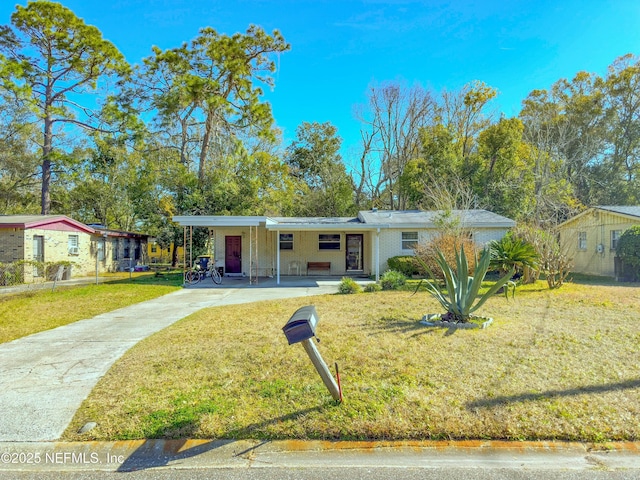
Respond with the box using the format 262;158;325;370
0;271;183;343
63;281;640;443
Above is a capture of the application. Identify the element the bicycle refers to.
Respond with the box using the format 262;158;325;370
185;263;222;285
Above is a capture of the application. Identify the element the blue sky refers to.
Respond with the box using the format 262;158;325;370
2;0;639;160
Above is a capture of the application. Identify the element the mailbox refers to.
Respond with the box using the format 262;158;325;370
282;305;319;345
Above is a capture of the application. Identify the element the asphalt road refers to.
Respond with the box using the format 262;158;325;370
1;467;638;480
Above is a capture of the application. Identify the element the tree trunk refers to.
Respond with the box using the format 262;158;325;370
40;115;53;215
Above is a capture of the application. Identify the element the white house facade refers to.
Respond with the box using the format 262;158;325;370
173;209;516;285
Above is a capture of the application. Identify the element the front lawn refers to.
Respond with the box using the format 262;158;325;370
0;271;183;343
64;282;640;443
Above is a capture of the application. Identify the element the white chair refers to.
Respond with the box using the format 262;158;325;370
288;261;300;275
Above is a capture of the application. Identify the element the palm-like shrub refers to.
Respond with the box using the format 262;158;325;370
489;234;539;276
417;245;514;323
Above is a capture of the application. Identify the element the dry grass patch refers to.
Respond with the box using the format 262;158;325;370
0;280;180;343
64;282;640;442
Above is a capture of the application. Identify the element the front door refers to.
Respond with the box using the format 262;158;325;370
225;236;242;274
346;234;363;272
33;235;44;277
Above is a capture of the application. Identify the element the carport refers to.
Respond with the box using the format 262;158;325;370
172;215;386;285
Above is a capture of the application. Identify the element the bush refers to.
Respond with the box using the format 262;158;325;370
386;256;420;277
512;224;572;288
338;277;362;294
489;233;539;276
616;225;640;281
413;233;477;281
380;270;407;290
364;282;382;293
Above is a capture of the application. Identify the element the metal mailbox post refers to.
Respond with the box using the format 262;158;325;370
283;306;342;402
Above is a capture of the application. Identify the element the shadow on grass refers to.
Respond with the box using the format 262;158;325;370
467;378;640;411
117;406;324;472
569;272;640;287
105;271;184;287
371;316;472;337
369;317;433;337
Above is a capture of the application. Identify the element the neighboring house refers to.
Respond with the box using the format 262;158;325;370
173;209;515;284
558;206;640;278
0;215;151;283
147;240;184;265
88;225;150;272
0;215;95;282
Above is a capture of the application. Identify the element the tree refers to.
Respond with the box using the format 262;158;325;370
474;117;535;220
355;81;435;209
286;121;356;216
440;80;497;170
0;1;131;214
601;54;640;204
519;88;583;225
138;25;289;183
0;96;40;213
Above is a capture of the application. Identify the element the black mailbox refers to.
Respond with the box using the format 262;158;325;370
282;305;319;345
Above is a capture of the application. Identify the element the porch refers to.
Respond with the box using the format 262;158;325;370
173;215;386;286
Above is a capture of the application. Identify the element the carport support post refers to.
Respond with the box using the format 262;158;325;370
301;338;341;402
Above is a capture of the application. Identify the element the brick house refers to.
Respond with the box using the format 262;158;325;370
0;215;150;282
0;215;95;281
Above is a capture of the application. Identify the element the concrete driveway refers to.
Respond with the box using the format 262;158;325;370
0;281;338;442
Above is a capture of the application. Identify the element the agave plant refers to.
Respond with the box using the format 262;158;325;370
416;245;515;323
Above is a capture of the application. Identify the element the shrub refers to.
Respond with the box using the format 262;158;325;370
386;256;420;277
489;234;539;276
338;277;362;294
616;225;640;281
364;282;382;293
511;224;572;287
380;270;407;290
413;233;477;281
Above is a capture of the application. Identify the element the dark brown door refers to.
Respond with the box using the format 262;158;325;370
225;236;242;274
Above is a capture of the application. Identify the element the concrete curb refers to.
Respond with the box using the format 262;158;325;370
0;440;639;472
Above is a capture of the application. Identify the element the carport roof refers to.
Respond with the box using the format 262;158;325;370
172;215;389;230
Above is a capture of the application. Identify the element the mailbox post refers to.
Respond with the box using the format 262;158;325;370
283;306;342;402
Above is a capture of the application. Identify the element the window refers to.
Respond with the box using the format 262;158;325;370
151;243;157;253
319;234;341;250
402;232;418;250
97;239;106;261
68;235;79;255
123;239;130;259
279;233;293;250
611;230;622;251
578;232;587;250
113;239;119;260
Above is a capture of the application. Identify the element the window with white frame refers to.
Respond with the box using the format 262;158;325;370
279;233;293;250
68;235;79;255
319;234;341;250
578;231;587;250
402;232;418;250
611;230;622;251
